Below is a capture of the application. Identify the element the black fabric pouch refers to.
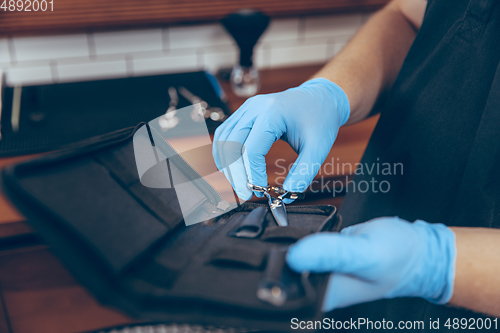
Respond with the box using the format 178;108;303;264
2;124;340;332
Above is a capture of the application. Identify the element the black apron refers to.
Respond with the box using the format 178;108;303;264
338;0;500;330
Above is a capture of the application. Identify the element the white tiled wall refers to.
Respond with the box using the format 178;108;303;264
57;59;128;82
133;51;199;76
93;29;163;56
13;34;90;62
0;13;373;87
304;13;363;39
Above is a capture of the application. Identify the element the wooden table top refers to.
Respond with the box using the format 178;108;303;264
0;64;378;333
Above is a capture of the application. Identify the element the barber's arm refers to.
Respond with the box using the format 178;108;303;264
286;219;500;317
314;0;427;123
449;227;500;316
212;0;427;200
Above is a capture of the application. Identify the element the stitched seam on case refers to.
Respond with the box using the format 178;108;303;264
456;13;486;42
465;11;487;23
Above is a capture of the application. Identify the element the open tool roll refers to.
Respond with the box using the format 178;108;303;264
2;123;341;332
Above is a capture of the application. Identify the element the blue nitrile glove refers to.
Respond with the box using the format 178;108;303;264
286;217;457;312
212;78;350;201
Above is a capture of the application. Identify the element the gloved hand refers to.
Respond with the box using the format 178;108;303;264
212;78;350;201
286;217;457;312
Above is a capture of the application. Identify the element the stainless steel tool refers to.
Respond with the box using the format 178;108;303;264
167;86;179;113
248;183;305;227
11;85;22;133
158;86;180;131
178;86;226;122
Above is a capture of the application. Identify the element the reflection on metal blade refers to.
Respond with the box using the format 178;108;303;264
269;197;288;227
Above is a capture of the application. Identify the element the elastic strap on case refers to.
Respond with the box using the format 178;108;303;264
96;152;184;230
209;246;267;269
128;183;183;230
257;247;316;307
97;149;138;187
229;206;268;239
261;226;312;242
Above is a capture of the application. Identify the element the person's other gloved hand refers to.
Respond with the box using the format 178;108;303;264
286;217;457;312
212;78;350;201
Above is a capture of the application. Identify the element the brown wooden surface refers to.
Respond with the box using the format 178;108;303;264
0;246;135;333
0;63;379;333
0;0;389;37
0;156;34;224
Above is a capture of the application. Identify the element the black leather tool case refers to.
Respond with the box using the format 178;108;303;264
1;124;340;331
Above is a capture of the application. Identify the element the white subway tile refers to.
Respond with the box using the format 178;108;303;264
57;59;127;83
132;52;198;76
326;35;352;58
333;41;349;56
168;24;233;50
5;65;53;86
260;18;300;43
13;34;89;63
94;29;163;56
0;39;10;64
254;44;268;68
326;40;336;60
305;14;362;39
269;41;328;68
202;46;237;73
